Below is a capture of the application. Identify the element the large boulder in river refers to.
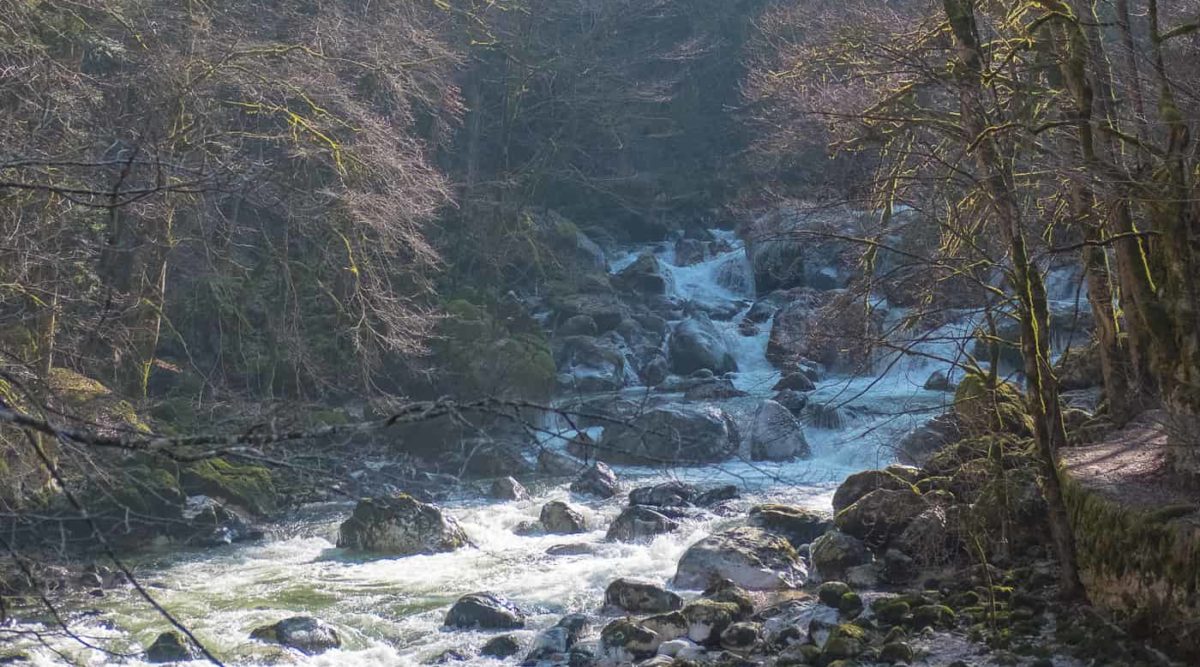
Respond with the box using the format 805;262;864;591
747;400;811;461
810;530;871;580
766;290;883;372
832;469;915;513
747;504;830;548
605;577;682;614
145;631;197;663
553;334;637;393
570;462;620;499
613;252;671;295
600;618;661;663
607;505;680;542
834;488;926;549
673;526;806;590
540;500;589;534
337;495;468;556
445;592;527;630
596;405;740;465
668;314;737;375
490;476;529;501
250;616;341;655
629;481;697;508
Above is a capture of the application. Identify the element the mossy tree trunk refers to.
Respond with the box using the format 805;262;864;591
943;0;1085;599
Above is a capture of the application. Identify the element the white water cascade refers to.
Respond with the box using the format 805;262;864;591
10;229;1054;667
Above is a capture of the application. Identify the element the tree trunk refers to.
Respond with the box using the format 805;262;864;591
943;0;1085;599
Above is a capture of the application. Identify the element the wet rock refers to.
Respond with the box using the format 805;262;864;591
481;634;522;658
810;530;871;580
832;469;914;513
337;495;468;556
816;581;853;607
675;238;709;266
525;626;570;662
606;505;680;542
774;372;816;392
658;637;705;659
835;488;926;548
879;640;915;664
683;376;748;400
773;389;809;417
554;335;637;393
681;599;740;645
490;476;529;501
560;314;599;337
596;404;740;465
250;616;341;655
695;484;740;506
640;355;670;386
673;526;806;590
719;622;761;652
767;290;883;372
806;402;847;430
604;578;682;614
881;548;917;584
430;648;469;663
668;314;738;375
747;504;830;549
600;618;661;662
845;563;881;588
145;631;197;663
570;462;620;499
444;592;526;630
540;500;589;534
614;252;671;295
703;578;754;620
896;413;961;467
923;370;954;392
546;543;597;556
747;400;811;461
642;611;689;642
629;481;697;508
180;495;259;547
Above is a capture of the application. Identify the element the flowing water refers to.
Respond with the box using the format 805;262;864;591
10;230;1052;666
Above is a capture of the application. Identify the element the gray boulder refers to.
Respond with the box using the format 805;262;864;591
810;530;871;581
606;505;680;542
600;618;661;663
596;404;740;465
570;462;620;499
444;592;526;630
604;578;682;614
773;389;809;416
747;400;811;461
540;500;589;534
490;476;529;501
747;504;830;548
668;315;737;375
337;495;468;556
250;616;341;655
673;526;806;590
481;634;522;658
613;252;671;295
145;632;197;663
629;481;696;507
834;488;926;548
832;469;914;513
897;413;961;467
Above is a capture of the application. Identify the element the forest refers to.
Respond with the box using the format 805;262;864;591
1;0;1198;665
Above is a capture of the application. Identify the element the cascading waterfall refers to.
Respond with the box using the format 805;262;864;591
11;228;1052;667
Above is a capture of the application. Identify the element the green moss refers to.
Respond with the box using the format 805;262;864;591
1062;475;1200;660
181;457;277;515
872;598;911;625
954;372;1033;436
908;604;955;630
112;464;185;516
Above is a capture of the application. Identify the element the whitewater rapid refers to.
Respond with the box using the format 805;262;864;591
14;230;980;666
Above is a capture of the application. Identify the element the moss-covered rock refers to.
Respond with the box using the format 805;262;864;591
181;457;277;515
954;373;1033;436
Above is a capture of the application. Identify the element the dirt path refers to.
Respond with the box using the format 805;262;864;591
1061;410;1200;513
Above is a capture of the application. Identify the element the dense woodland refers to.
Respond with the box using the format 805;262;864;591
2;0;1200;665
